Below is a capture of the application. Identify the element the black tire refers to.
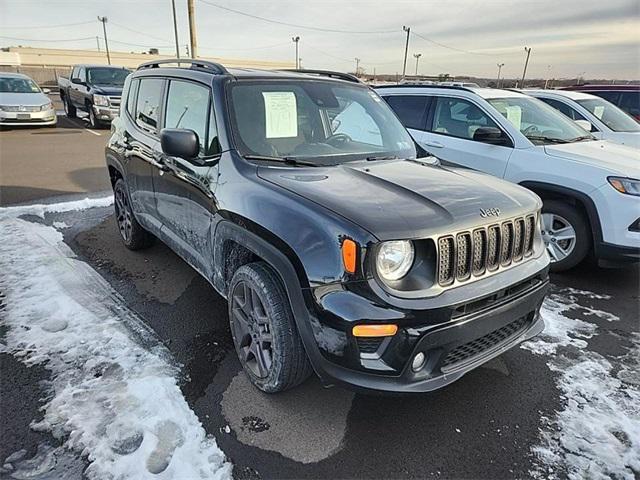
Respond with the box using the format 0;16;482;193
63;95;76;118
541;200;591;272
88;106;101;129
113;178;154;250
228;262;312;393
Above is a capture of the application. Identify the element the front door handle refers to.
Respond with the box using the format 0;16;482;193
424;141;444;148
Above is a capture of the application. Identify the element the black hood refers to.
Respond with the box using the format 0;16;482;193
91;85;124;95
258;159;540;241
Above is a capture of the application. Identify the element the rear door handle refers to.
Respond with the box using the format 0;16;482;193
424;141;444;148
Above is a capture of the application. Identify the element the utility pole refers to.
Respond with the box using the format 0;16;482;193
185;44;190;56
496;63;504;87
354;57;360;77
97;16;111;65
373;67;376;83
187;0;198;58
521;46;531;88
292;36;300;69
413;52;422;76
401;26;410;80
171;0;180;58
544;64;552;89
96;36;101;52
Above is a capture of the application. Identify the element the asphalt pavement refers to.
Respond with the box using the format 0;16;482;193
1;121;638;479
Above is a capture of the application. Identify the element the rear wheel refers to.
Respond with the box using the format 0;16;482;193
63;95;76;118
541;200;590;272
113;178;153;250
228;262;312;393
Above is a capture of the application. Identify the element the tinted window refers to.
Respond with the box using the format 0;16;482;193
126;79;139;118
590;91;620;104
432;97;500;140
87;68;130;86
135;78;164;134
165;80;211;156
540;98;586;121
618;92;640;118
384;95;430;130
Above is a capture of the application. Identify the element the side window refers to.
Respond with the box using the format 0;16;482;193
592;91;619;105
78;67;86;82
432;97;500;140
384;95;430;130
70;67;78;80
164;80;211;156
539;98;585;121
135;78;164;134
126;79;140;118
207;103;220;156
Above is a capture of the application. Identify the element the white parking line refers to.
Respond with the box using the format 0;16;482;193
84;128;102;136
66;117;102;136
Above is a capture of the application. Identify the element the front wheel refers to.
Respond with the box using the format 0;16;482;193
228;262;312;393
541;200;590;272
88;107;101;129
63;96;76;118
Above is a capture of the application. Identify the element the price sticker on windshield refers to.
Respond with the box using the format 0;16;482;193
263;91;298;138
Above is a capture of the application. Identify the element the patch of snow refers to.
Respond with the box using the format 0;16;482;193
53;220;69;229
0;195;113;220
523;288;639;480
0;218;231;480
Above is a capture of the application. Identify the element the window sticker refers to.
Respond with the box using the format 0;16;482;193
505;105;522;130
593;105;605;119
262;91;298;138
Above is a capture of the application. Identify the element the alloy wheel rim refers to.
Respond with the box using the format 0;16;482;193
541;213;577;262
114;186;132;242
231;280;273;378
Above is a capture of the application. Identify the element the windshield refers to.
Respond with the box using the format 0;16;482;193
0;77;41;93
228;80;416;165
87;68;130;86
576;97;640;133
488;96;592;145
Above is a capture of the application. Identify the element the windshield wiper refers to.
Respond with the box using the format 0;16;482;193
243;155;318;167
526;135;570;144
365;155;399;161
566;135;594;143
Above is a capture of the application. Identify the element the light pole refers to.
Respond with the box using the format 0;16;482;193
354;57;361;77
292;36;300;69
496;63;504;87
413;53;422;76
97;16;111;65
187;0;198;58
401;25;410;80
171;0;180;58
521;46;532;88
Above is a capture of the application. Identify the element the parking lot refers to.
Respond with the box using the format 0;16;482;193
1;113;638;479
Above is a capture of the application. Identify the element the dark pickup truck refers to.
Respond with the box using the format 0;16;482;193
106;59;550;394
58;64;130;128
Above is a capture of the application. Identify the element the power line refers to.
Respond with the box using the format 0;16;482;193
197;0;397;34
0;35;96;42
0;21;95;30
109;21;172;43
411;31;498;57
199;41;291;52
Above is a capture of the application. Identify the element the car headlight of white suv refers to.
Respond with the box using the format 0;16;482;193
608;177;640;197
93;94;110;107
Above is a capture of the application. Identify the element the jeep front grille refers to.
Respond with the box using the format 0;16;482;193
437;215;536;286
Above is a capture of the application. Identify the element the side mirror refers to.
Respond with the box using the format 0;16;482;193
160;128;199;160
574;119;593;132
71;77;84;85
473;126;509;146
42;88;51;94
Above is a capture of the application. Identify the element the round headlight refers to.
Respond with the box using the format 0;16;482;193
376;240;414;281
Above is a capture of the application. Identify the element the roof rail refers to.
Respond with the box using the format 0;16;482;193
374;84;475;92
280;69;361;83
137;58;228;75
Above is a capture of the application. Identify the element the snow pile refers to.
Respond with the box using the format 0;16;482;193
0;218;231;479
0;195;113;220
523;289;640;480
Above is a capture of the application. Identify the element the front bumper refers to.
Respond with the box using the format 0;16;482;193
301;258;549;393
93;104;118;122
0;109;57;126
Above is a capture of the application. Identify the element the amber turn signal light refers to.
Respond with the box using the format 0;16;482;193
342;239;357;273
352;324;398;337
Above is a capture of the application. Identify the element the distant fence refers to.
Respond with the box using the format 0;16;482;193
0;65;69;86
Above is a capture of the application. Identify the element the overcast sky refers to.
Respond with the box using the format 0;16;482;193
1;0;638;79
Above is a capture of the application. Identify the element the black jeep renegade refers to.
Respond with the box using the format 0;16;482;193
105;59;549;393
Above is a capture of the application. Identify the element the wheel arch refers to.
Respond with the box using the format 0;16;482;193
519;181;602;246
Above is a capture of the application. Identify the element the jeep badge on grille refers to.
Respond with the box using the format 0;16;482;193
480;208;501;218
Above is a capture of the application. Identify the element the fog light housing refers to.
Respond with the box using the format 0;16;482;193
412;352;426;371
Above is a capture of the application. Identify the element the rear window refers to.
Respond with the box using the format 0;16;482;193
384;95;430;130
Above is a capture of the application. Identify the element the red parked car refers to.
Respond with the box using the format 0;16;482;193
562;85;640;121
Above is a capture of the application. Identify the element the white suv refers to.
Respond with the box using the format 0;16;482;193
376;85;640;271
522;89;640;149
